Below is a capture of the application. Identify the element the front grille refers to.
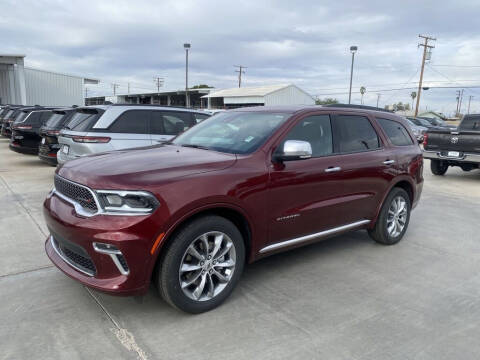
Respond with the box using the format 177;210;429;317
52;235;96;276
54;175;98;213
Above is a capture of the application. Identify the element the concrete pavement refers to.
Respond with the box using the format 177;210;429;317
1;137;480;360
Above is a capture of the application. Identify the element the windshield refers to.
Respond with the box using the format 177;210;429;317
416;118;432;127
172;111;291;154
45;112;66;128
65;109;102;131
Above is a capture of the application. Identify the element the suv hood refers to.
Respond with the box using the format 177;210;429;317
58;144;237;189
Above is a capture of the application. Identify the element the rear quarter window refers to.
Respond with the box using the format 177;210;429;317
65;109;103;131
107;110;150;134
377;118;414;146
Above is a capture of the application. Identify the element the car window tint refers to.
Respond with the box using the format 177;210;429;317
151;111;195;135
279;115;333;157
45;112;66;128
194;113;210;123
335;115;380;152
460;115;480;131
13;111;28;123
66;110;102;131
108;110;149;134
377;118;414;146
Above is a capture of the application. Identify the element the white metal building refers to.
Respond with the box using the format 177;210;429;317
0;54;98;106
201;84;315;109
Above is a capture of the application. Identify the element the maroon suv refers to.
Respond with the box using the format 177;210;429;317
44;106;423;313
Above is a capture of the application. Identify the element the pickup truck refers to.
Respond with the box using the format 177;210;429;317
423;114;480;175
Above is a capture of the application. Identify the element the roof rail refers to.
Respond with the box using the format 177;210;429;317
323;103;393;113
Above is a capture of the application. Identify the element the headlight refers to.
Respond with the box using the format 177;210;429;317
96;190;159;215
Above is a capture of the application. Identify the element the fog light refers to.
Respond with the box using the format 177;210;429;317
93;242;129;275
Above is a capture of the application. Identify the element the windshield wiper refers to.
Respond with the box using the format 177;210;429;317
181;144;211;150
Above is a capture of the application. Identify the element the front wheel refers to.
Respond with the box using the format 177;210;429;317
430;159;448;175
157;215;245;313
368;188;411;245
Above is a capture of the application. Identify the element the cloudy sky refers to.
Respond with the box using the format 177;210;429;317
2;0;480;114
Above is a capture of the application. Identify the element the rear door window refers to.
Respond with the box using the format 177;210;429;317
108;110;149;134
45;112;66;128
334;115;380;153
377;118;414;146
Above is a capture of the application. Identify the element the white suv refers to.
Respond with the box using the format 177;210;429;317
57;105;210;164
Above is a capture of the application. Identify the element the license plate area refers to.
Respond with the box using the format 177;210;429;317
447;151;460;157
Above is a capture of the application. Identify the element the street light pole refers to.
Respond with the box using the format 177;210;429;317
184;43;191;107
348;46;357;104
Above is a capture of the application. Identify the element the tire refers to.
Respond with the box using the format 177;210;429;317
368;188;411;245
157;215;245;314
430;159;448;175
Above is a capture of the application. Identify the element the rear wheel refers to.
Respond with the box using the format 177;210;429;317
157;215;245;313
430;159;448;175
368;188;411;245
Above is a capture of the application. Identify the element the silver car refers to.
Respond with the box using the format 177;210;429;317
57;105;210;164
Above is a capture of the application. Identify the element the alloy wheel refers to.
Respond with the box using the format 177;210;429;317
179;231;236;302
386;196;408;238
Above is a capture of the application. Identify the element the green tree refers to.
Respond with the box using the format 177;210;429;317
315;97;339;105
191;84;213;89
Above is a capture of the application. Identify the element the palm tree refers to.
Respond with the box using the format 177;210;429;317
360;86;366;105
410;91;417;111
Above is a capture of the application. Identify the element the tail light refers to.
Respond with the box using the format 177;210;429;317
46;130;60;136
423;133;428;147
72;136;111;143
15;125;32;130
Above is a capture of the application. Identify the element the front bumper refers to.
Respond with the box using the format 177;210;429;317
43;191;167;296
423;150;480;164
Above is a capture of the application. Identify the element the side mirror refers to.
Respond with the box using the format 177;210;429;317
274;140;312;162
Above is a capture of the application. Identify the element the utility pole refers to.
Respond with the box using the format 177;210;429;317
414;35;436;117
234;65;247;88
184;43;191;107
111;83;119;96
348;46;358;104
458;89;464;114
456;90;461;115
153;77;164;104
376;93;381;108
468;95;474;114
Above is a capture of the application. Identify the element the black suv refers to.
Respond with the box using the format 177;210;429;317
10;107;58;154
38;108;76;165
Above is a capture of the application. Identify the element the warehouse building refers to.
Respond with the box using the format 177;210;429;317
0;54;98;106
201;84;315;109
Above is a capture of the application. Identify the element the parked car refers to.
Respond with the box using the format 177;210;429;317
10;107;58;154
423;114;480;175
1;106;29;137
405;118;428;142
407;116;436;128
39;108;77;165
56;105;211;164
44;106;423;313
418;116;456;129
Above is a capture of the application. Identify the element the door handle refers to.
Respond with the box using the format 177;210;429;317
325;166;341;173
383;159;395;165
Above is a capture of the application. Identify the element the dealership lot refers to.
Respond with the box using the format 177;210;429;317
1;137;480;359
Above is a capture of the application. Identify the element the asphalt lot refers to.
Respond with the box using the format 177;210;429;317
1;138;480;360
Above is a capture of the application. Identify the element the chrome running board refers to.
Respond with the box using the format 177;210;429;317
259;220;371;254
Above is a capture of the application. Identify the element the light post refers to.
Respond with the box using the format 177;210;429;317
184;43;191;107
348;46;357;104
